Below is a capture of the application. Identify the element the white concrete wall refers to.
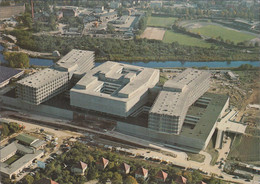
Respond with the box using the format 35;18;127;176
117;122;206;151
1;96;73;120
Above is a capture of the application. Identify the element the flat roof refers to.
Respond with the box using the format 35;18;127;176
16;133;38;145
150;68;210;116
180;93;229;141
0;142;43;176
55;49;94;70
16;68;67;88
72;61;159;102
0;66;23;84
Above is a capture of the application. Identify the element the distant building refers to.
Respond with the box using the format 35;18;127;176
0;66;24;88
135;167;148;180
61;7;78;17
96;11;117;22
0;4;25;20
110;1;122;9
120;163;131;174
226;71;238;80
150;1;163;8
96;157;109;170
71;161;88;175
155;170;168;182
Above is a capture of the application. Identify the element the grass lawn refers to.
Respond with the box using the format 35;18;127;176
187;153;205;163
163;30;212;48
191;25;256;44
228;134;260;162
147;16;177;28
4;153;23;165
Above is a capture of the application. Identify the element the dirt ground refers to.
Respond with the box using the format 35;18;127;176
140;27;165;40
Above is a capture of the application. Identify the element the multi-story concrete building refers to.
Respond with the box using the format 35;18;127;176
16;49;94;105
70;61;159;117
16;68;69;105
148;68;210;134
54;49;95;77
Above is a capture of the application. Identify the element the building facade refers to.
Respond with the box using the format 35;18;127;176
16;49;94;105
148;68;210;134
70;61;159;117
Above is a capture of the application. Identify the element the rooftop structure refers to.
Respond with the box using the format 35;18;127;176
15;133;38;145
149;68;210;134
0;4;25;20
54;49;95;76
155;170;168;182
135;167;148;179
16;49;94;105
117;93;230;152
70;61;159;117
0;66;24;88
16;68;69;105
0;142;44;179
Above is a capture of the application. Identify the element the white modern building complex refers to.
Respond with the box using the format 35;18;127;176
148;68;211;134
15;49;94;105
70;61;159;117
16;68;69;105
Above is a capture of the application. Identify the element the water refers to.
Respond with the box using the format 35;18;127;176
0;45;54;66
1;44;259;68
112;60;260;68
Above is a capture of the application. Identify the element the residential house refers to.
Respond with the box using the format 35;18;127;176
96;157;109;170
120;163;131;174
155;170;168;183
175;176;187;184
135;167;148;180
71;161;88;175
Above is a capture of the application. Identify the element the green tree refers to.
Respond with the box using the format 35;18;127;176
24;175;34;184
107;24;115;34
87;167;99;180
1;123;10;137
112;172;123;184
3;52;29;68
124;176;138;184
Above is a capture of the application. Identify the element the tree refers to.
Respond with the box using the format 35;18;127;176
87;167;99;180
191;170;203;183
124;176;138;184
107;24;115;34
112;172;123;184
3;52;29;68
24;175;34;184
1;123;10;137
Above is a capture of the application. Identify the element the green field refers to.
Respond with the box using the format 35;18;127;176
163;30;212;48
147;16;177;28
228;135;260;162
191;25;256;44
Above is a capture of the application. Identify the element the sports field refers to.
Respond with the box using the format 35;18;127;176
191;25;257;44
163;30;212;48
147;16;177;28
140;27;165;40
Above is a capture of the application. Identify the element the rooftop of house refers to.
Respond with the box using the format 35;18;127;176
135;167;148;176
